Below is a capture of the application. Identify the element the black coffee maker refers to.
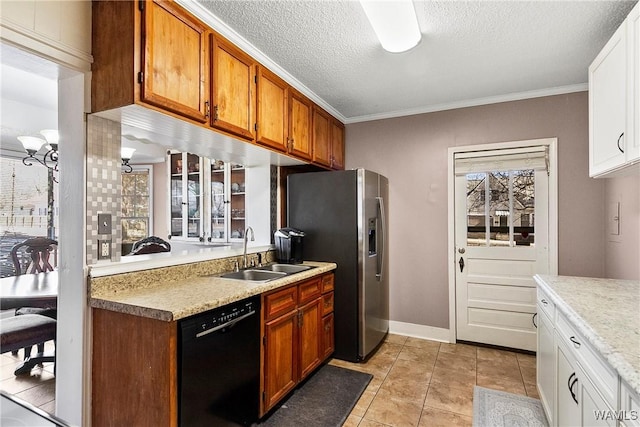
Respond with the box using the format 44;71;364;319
274;228;305;264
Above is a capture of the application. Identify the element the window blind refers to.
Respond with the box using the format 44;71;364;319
454;146;548;175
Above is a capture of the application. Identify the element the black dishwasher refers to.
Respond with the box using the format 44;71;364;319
178;296;260;426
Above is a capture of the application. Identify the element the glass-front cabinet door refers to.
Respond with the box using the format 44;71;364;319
169;152;203;239
210;159;246;242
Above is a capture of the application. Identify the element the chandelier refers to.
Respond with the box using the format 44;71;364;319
17;129;59;181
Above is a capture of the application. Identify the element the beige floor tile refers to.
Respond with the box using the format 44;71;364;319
418;407;473;427
38;399;56;415
342;414;362;427
434;352;476;376
403;337;441;352
386;334;409;345
351;388;377;417
359;419;393;427
365;375;385;392
375;342;404;358
438;343;477;359
430;366;476;393
476;373;527;395
0;368;55;395
476;358;522;382
387;359;432;382
519;365;537;384
364;389;423;427
516;353;537;369
379;375;429;403
524;381;540;399
397;346;438;365
476;347;518;364
424;382;475;417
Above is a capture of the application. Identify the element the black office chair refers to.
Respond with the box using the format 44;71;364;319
129;236;171;255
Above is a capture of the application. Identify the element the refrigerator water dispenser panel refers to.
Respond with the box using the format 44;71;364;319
368;218;377;256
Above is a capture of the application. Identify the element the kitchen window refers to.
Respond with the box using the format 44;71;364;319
121;166;152;245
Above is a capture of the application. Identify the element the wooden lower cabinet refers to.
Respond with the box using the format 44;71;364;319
261;273;335;416
92;308;178;427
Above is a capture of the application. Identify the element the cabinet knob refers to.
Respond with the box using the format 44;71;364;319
617;132;625;153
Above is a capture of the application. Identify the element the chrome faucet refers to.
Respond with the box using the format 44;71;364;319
243;227;255;269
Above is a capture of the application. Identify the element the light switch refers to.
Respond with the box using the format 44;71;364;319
98;213;112;235
608;202;620;235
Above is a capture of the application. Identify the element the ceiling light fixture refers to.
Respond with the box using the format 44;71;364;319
121;147;136;173
17;129;60;180
360;0;421;53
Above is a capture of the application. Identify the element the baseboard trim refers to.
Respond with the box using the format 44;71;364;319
389;321;451;343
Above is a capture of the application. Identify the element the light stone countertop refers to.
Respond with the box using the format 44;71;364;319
534;274;640;395
90;261;336;322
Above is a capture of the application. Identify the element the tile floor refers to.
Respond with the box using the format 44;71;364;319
331;334;538;427
0;335;537;426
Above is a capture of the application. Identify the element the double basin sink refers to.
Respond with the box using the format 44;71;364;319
219;263;313;283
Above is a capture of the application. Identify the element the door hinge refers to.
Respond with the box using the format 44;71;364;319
254;123;258;131
262;391;266;402
262;336;266;345
138;72;144;84
255;75;258;84
138;0;144;11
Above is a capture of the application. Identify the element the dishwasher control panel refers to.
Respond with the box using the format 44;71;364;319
180;296;259;339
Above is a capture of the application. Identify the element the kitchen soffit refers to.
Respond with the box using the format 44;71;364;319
187;0;637;123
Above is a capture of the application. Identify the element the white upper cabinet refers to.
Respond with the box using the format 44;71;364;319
589;3;640;177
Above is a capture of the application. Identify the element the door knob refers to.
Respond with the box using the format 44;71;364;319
458;248;465;254
459;257;465;273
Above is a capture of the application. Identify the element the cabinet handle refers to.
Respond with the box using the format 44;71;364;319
617;132;625;153
532;313;537;328
541;299;548;305
568;373;579;405
569;336;581;348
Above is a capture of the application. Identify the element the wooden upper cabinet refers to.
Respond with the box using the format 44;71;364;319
210;35;256;141
92;0;209;123
312;106;332;167
256;65;289;151
330;119;345;170
141;0;209;122
288;89;313;160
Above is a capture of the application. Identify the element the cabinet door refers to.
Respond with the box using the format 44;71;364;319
578;367;617;426
263;311;298;413
330;119;345;170
322;313;334;359
211;35;255;141
298;298;322;380
169;152;202;239
289;89;313;160
537;308;555;426
556;339;581;426
628;3;640;163
141;0;209;122
312;106;331;167
256;66;288;152
589;23;627;177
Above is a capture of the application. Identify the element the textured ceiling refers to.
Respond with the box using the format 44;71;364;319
190;0;637;123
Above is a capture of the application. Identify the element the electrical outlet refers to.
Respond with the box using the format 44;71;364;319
98;240;111;260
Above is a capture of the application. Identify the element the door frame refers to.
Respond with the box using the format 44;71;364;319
447;138;558;343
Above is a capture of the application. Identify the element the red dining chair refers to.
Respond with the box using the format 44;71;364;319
9;237;58;360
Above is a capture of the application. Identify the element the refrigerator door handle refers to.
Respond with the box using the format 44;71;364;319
376;196;386;281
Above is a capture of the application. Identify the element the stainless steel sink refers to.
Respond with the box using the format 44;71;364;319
257;264;313;274
219;269;286;282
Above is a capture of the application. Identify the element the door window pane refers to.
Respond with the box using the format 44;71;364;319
466;169;535;247
121;169;151;243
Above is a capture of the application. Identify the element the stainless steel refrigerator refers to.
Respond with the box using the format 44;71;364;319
288;169;389;362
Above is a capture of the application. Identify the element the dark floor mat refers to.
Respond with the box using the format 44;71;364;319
256;364;372;427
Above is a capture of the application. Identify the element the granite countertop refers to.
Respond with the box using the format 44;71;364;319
90;261;336;322
534;274;640;395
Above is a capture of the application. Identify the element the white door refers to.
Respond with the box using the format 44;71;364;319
454;146;549;351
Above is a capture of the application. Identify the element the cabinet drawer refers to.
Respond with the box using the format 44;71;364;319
537;287;555;322
322;292;334;316
264;286;298;321
321;274;334;293
298;278;322;305
556;311;618;409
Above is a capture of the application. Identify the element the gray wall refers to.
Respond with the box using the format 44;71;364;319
346;92;608;329
605;174;640;280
